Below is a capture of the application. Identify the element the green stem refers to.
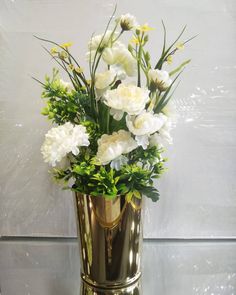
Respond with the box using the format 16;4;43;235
106;108;110;134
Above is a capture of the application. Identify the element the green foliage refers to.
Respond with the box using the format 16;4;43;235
41;69;88;124
119;164;160;202
50;146;166;202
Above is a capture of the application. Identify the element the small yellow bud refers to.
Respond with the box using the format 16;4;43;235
50;47;58;55
75;67;84;74
68;64;75;71
176;42;184;50
86;79;91;85
143;35;149;43
58;51;68;60
167;55;173;65
61;42;73;49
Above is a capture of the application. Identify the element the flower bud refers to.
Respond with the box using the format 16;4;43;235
144;35;149;43
148;69;172;92
119;14;138;31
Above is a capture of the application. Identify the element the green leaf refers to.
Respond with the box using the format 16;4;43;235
169;59;191;76
140;187;160;202
133;190;141;199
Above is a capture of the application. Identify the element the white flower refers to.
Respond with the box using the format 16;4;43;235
102;41;137;77
110;155;128;171
104;84;150;120
149;118;173;147
118;13;138;31
96;130;138;165
95;69;116;90
95;69;116;97
148;69;172;91
60;79;73;91
135;135;150;149
41;122;89;167
88;30;115;51
87;30;118;63
126;111;167;136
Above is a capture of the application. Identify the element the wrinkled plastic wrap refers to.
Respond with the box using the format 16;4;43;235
0;0;236;238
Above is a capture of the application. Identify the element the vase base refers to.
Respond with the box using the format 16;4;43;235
81;272;142;290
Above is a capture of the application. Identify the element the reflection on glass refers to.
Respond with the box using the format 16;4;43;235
80;279;142;295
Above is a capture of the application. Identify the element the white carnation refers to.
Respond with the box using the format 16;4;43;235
96;130;138;165
104;84;150;120
118;13;138;31
126;111;168;136
41;122;89;166
148;69;172;91
60;79;73;91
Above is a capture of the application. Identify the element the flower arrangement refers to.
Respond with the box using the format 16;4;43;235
36;10;194;202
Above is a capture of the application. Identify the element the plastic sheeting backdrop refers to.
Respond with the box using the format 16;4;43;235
0;0;236;238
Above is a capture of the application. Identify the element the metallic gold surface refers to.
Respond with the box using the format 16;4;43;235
80;279;142;294
74;193;143;289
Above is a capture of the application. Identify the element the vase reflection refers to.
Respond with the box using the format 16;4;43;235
80;279;142;295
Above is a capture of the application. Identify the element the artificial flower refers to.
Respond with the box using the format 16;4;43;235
126;111;167;136
88;30;116;52
167;55;173;64
135;134;150;149
50;47;58;55
60;79;73;91
75;67;84;74
41;122;89;166
95;69;116;93
149;118;173;147
110;155;129;171
61;42;73;49
96;130;138;165
137;23;154;32
104;84;150;120
118;13;138;31
102;41;137;76
176;42;184;50
148;69;172;91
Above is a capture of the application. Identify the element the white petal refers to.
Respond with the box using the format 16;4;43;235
135;135;149;149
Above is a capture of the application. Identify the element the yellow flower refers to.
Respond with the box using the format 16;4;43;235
50;47;58;55
176;42;184;50
130;37;140;45
58;51;68;60
61;42;73;49
68;64;75;71
86;79;91;85
130;36;145;45
137;23;154;32
75;67;84;74
167;55;173;65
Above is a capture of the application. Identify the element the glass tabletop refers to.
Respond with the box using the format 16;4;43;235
0;239;236;295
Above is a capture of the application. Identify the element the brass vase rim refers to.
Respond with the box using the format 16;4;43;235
81;272;142;290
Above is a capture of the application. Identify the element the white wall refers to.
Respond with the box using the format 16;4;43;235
0;0;235;238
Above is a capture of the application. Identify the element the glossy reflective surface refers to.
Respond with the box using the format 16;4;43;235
0;0;236;238
0;239;236;295
74;194;142;288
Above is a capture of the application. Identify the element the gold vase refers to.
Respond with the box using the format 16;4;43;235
74;193;143;289
80;278;142;294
